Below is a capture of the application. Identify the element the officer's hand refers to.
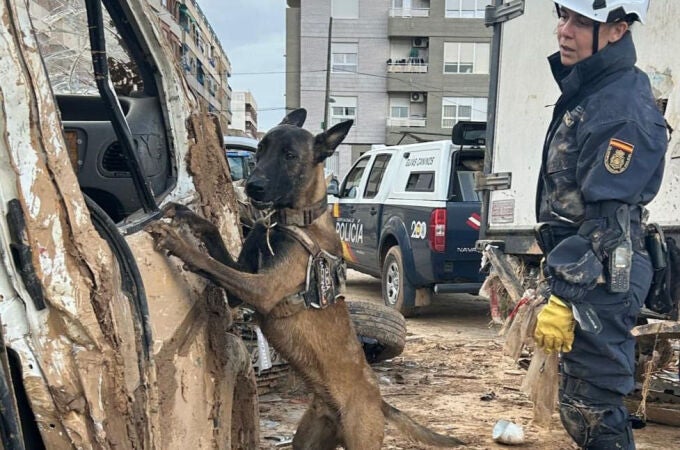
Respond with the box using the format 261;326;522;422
534;295;575;353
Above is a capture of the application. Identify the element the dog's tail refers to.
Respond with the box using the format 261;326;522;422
381;400;465;447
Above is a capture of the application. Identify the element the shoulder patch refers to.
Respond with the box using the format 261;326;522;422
604;138;634;174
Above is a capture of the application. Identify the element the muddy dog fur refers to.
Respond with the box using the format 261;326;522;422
147;109;464;449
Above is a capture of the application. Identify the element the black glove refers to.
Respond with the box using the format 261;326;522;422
546;235;603;303
578;218;623;262
578;203;631;262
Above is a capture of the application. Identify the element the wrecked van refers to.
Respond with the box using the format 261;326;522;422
0;0;259;448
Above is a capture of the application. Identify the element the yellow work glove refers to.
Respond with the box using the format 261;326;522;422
534;295;575;353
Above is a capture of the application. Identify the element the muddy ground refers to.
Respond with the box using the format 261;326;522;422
258;270;680;449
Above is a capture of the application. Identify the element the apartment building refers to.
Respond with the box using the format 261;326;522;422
230;91;259;138
286;0;492;177
150;0;233;130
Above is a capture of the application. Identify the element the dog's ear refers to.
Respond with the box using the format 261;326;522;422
313;119;353;162
279;108;307;127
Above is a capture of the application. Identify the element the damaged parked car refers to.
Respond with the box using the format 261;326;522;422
0;1;408;449
0;0;258;448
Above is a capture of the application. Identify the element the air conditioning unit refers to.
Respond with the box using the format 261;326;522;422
410;92;425;103
412;37;429;48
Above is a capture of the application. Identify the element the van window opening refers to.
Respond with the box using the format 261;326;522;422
405;171;435;192
364;155;392;198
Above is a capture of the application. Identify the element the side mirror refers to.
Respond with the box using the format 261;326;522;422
327;178;339;197
452;121;486;147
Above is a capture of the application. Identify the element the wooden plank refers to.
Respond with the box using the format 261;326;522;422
631;321;680;338
485;246;524;304
625;399;680;427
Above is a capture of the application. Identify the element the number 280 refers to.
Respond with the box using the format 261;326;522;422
410;221;427;239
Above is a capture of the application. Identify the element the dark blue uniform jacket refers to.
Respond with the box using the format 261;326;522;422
536;31;669;397
536;31;667;281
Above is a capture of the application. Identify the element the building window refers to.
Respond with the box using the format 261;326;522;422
443;42;489;74
178;6;190;31
442;97;487;128
332;0;359;19
445;0;489;18
330;96;357;126
332;43;358;73
390;96;410;118
391;105;409;118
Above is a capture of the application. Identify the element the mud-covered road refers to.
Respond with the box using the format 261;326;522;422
258;270;680;449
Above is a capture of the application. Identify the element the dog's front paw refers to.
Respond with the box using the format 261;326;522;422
146;221;185;255
161;202;192;219
163;202;216;234
146;222;206;273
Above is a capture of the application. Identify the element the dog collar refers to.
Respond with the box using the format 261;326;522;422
275;197;328;226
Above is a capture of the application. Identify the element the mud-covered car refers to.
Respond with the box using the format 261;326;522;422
0;1;259;448
225;136;258;182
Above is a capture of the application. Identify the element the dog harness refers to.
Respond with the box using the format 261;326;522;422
266;199;346;319
285;225;345;304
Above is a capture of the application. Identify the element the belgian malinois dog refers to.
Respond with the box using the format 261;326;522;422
147;109;464;449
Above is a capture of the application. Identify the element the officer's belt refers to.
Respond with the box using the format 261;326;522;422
583;201;646;251
538;223;645;255
547;233;646;254
584;201;643;224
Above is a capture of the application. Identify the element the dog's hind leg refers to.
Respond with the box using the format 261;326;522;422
292;395;340;450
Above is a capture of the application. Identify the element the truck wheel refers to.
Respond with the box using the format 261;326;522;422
347;300;407;363
382;246;417;317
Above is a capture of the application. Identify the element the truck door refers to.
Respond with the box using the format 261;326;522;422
351;154;391;269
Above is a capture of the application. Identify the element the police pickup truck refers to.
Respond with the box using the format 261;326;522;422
331;130;485;316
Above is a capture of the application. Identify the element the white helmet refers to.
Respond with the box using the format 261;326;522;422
554;0;649;24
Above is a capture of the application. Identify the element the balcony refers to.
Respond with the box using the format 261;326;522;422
246;111;258;126
387;117;427;127
389;0;430;17
387;59;428;73
389;7;430;18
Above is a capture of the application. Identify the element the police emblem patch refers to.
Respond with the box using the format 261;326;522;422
604;138;634;174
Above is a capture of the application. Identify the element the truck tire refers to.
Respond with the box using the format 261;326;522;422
382;246;417;317
347;300;407;363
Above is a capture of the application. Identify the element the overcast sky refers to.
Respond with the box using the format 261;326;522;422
198;0;287;132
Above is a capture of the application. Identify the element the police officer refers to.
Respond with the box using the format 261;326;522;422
533;1;667;449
